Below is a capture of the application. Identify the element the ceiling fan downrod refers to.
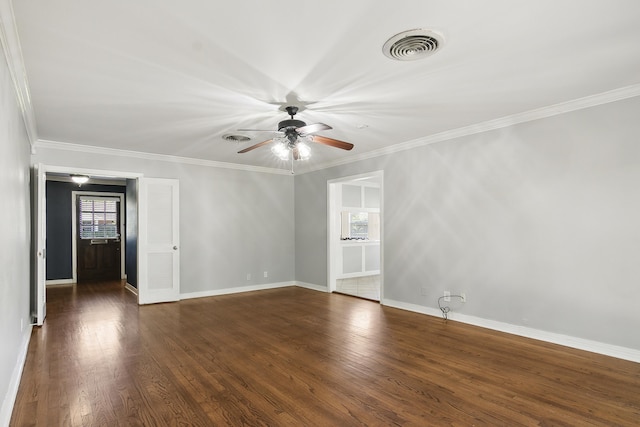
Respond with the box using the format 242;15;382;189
285;106;298;119
278;106;306;132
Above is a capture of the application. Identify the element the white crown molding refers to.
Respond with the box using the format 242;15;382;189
30;83;640;178
35;139;292;175
34;83;640;177
0;0;38;146
301;83;640;174
382;298;640;364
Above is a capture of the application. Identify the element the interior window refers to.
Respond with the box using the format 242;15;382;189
341;212;380;240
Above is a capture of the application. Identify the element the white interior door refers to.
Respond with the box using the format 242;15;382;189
35;164;46;325
138;178;180;304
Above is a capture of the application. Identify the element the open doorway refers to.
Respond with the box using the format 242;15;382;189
328;171;383;301
73;192;125;282
44;176;131;285
33;165;142;325
33;164;181;325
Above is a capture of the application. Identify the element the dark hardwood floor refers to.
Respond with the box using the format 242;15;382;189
11;281;640;426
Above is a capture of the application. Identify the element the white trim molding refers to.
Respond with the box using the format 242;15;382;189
4;0;640;180
0;325;32;427
125;283;138;295
301;83;640;174
35;139;292;176
45;279;75;286
180;281;330;301
0;0;38;146
382;298;640;364
180;281;296;300
30;83;640;177
295;281;329;293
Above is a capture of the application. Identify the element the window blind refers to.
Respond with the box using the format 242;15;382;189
79;196;120;239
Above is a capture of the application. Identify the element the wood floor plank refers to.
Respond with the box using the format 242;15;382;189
10;281;640;426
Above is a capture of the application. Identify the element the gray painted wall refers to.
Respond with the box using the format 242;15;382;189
0;51;32;424
31;149;296;294
295;96;640;351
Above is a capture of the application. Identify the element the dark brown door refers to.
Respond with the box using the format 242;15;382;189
77;196;122;282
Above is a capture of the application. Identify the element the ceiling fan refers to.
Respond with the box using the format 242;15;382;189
237;106;354;160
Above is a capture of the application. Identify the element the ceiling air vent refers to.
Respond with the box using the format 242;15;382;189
383;29;444;61
222;134;251;142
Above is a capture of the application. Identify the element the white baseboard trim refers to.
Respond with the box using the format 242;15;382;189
125;283;138;295
1;325;32;427
46;279;74;286
382;299;640;364
381;299;442;317
295;281;329;293
180;281;296;300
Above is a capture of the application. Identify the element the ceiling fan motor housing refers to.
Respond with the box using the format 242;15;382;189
279;119;307;144
278;119;306;131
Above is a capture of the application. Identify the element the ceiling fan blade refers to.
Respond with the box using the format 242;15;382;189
237;129;283;133
311;135;354;151
292;147;300;160
237;139;273;154
296;123;332;136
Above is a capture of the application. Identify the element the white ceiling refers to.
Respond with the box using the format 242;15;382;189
9;0;640;173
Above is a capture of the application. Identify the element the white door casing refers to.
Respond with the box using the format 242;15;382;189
35;164;46;325
327;171;384;300
138;177;180;304
34;164;143;325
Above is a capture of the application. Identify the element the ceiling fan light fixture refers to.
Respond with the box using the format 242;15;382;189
383;29;444;61
271;139;290;160
296;141;311;160
270;135;312;161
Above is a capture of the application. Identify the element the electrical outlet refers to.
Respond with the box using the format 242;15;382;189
461;292;466;303
246;273;251;281
264;271;268;278
444;291;451;302
420;287;428;296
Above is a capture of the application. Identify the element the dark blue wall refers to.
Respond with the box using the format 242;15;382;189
125;179;138;288
46;181;128;280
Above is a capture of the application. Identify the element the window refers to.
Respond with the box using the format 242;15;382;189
340;212;380;241
348;212;369;239
79;197;120;239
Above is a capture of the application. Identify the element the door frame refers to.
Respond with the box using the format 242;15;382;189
327;170;384;301
34;164;143;325
71;191;126;283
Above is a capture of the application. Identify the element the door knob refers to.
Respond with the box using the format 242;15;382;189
173;246;178;250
